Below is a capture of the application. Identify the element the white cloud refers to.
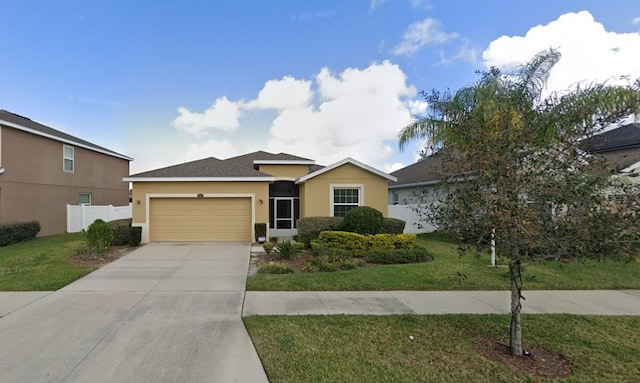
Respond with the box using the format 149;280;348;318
265;61;417;168
410;0;432;10
438;39;478;65
245;76;312;110
172;96;241;136
392;18;458;56
383;162;405;173
369;0;389;10
180;139;239;163
483;11;640;95
406;99;428;115
633;17;640;25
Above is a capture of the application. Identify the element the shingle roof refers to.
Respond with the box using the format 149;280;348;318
129;156;271;178
582;123;640;152
388;150;448;188
0;110;131;160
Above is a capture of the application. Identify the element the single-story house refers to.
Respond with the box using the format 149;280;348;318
582;122;640;184
0;110;131;235
124;151;397;243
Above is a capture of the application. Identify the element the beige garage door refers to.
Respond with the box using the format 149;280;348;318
150;198;251;242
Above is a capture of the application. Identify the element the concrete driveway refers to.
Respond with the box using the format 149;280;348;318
0;243;268;383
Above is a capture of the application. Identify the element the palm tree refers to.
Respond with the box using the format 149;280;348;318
398;49;640;355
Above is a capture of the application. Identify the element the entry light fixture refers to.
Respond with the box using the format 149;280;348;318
197;193;204;198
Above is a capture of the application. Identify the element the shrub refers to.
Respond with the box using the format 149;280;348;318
0;221;41;246
369;233;416;250
87;219;112;256
311;243;352;262
297;217;344;247
129;226;142;247
342;206;384;235
302;257;339;273
315;231;369;256
254;223;267;242
262;242;274;254
276;240;305;260
109;219;132;246
380;218;406;234
258;262;294;274
364;247;431;264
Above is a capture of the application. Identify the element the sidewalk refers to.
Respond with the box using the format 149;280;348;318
243;290;640;316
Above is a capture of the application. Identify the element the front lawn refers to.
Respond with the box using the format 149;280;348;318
0;232;96;290
246;234;640;291
244;314;640;383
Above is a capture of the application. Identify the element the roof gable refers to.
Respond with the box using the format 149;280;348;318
582;123;640;152
0;110;132;161
296;157;396;183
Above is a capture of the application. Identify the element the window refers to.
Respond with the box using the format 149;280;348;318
392;191;399;205
63;145;74;173
79;193;91;205
332;187;361;217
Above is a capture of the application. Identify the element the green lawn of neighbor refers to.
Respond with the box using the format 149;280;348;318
244;314;640;383
0;232;95;291
246;233;640;291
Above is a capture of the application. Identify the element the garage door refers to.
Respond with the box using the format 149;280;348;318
150;198;251;242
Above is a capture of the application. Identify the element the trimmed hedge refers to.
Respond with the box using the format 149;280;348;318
129;226;142;247
109;219;132;246
314;231;417;257
364;247;431;264
0;221;41;247
296;217;344;247
342;206;383;235
87;219;112;256
381;218;406;234
315;231;369;256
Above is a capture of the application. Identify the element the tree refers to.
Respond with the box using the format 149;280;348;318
398;49;640;355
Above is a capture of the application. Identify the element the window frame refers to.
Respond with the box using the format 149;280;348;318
63;145;74;173
330;184;363;217
78;193;91;206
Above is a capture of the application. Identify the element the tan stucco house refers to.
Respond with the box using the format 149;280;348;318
124;151;397;243
0;110;132;235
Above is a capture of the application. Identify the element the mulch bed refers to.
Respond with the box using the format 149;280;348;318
473;338;573;379
67;245;139;268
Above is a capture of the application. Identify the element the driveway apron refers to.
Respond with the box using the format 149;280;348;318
0;243;269;383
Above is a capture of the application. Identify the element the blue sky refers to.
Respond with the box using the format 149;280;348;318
2;1;639;173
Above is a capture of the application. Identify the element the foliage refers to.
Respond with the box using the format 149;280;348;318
86;219;112;257
398;48;640;354
342;206;383;235
311;243;352;262
275;240;305;260
262;242;274;254
314;231;369;256
0;221;41;247
129;226;142;247
364;247;431;264
254;223;267;241
380;218;406;234
109;219;132;246
296;217;344;247
258;262;294;274
368;233;416;250
302;257;339;273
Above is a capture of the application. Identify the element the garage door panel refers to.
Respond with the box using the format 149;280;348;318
150;198;251;242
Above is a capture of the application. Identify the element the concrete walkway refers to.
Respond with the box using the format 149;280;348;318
0;243;269;383
243;290;640;316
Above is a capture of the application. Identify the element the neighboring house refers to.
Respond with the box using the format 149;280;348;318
582;122;640;185
124;151;396;243
0;110;132;235
388;150;447;206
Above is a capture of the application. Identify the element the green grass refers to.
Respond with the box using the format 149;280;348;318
246;233;640;291
244;314;640;383
0;232;95;291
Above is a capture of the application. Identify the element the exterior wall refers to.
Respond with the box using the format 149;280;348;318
0;127;130;235
257;164;311;179
300;163;390;217
131;181;269;243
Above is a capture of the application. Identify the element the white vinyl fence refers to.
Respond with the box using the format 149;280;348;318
67;204;132;232
388;204;437;234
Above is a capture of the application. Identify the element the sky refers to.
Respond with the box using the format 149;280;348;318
2;1;640;174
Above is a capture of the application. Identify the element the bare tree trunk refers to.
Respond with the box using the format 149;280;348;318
509;254;523;355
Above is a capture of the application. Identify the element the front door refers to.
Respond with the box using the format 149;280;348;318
274;198;293;229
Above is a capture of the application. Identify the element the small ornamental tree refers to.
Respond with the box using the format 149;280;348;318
398;49;640;355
